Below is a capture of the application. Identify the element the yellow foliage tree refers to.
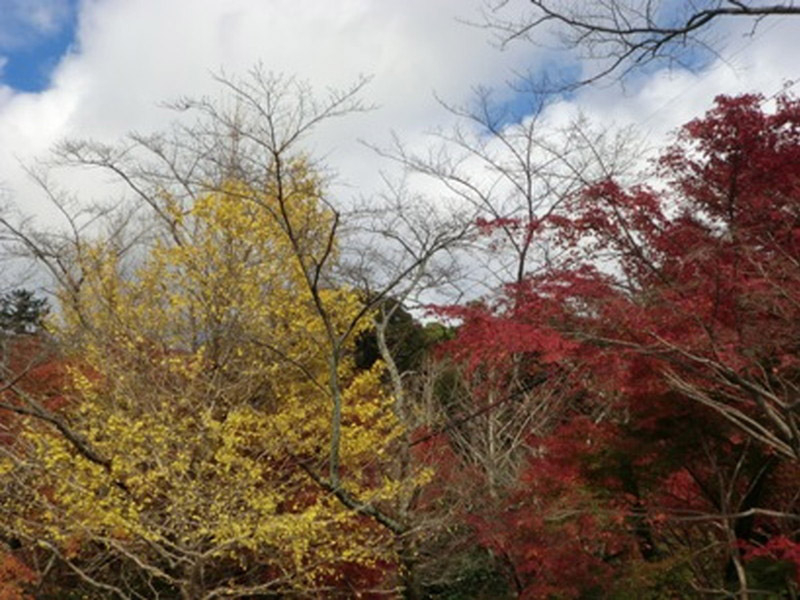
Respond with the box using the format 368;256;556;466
0;71;463;598
3;174;419;598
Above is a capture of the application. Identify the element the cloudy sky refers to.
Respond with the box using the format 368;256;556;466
0;0;798;224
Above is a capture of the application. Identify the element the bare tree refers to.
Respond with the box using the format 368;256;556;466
363;88;645;598
377;88;639;293
480;0;800;90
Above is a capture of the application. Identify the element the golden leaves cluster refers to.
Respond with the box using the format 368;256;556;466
8;176;405;587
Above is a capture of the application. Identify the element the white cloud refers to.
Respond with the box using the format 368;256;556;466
0;0;797;234
0;0;536;219
26;0;71;33
552;16;800;143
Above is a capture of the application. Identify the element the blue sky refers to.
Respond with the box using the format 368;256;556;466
0;0;78;91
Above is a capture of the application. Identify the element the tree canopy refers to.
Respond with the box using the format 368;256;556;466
0;70;799;599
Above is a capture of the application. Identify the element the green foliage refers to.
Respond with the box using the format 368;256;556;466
421;548;513;600
0;289;48;335
745;557;798;598
355;299;428;372
609;555;698;599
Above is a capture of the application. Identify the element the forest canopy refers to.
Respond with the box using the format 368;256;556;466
0;71;799;600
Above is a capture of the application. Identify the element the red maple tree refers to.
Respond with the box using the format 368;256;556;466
436;93;800;597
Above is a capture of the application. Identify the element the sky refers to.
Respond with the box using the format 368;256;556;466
0;0;798;235
0;0;77;91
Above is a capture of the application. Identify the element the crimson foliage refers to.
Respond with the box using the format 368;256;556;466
440;94;800;597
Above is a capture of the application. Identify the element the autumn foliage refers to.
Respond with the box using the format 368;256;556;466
1;90;800;598
429;93;800;598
